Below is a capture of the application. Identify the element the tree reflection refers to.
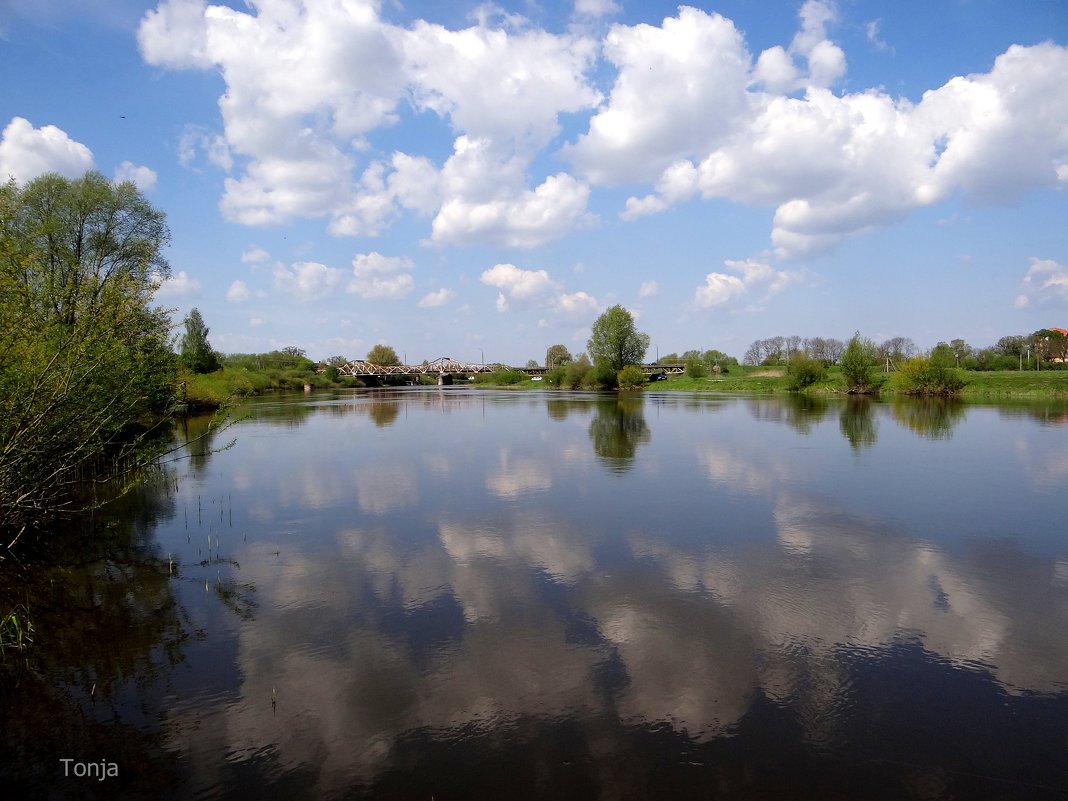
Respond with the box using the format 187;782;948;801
0;470;190;798
890;398;967;440
588;396;651;472
839;397;877;450
367;398;402;427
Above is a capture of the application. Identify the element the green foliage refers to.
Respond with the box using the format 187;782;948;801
590;360;619;389
366;343;400;365
684;358;707;379
544;365;567;387
891;357;965;395
929;342;955;368
179;307;220;373
474;367;526;385
617;364;646;389
840;333;880;393
561;358;591;389
0;172;179;540
785;356;825;391
545;344;572;369
587;305;649;372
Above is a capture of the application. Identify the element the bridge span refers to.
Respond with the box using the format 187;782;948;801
323;357;686;380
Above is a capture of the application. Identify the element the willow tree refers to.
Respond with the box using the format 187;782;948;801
0;172;178;544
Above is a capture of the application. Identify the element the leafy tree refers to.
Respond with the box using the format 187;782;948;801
325;355;349;367
525;359;540;369
840;333;880;393
587;305;649;372
179;308;220;373
0;172;179;542
702;349;737;366
366;343;400;365
545;344;572;369
949;338;972;366
929;342;955;368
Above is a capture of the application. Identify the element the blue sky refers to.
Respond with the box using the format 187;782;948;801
1;0;1066;365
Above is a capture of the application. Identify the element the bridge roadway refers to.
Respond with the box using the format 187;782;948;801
326;356;686;378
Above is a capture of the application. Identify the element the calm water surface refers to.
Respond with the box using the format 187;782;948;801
4;389;1068;800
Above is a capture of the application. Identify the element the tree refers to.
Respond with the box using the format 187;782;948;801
366;344;400;365
525;359;540;369
840;333;879;393
587;305;649;372
545;344;572;369
0;171;179;542
179;308;220;373
949;338;972;367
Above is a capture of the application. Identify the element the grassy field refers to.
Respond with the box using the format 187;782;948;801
633;366;1068;397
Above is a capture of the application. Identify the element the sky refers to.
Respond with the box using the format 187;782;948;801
1;0;1066;365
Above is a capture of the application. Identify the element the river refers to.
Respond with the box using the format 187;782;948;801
3;389;1067;800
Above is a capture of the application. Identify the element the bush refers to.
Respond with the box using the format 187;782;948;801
544;366;567;387
563;360;591;389
684;358;708;379
617;364;646;389
840;334;880;393
891;357;965;395
786;356;825;391
590;360;618;389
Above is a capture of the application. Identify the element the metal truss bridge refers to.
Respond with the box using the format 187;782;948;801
326;357;686;378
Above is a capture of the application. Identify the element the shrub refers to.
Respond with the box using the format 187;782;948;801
590;360;618;389
684;358;708;379
891;357;965;395
786;356;825;391
840;334;880;393
563;360;591;389
617;364;646;389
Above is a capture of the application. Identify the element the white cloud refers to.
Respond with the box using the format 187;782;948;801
638;281;659;299
273;261;345;302
347;252;415;299
153;269;201;300
113;161;157;190
626;38;1068;259
241;246;269;264
177;125;232;171
694;258;803;309
1015;257;1068;309
565;7;751;185
226;280;251;303
417;288;455;308
574;0;620;18
0;117;94;183
404;18;599;154
481;263;597;315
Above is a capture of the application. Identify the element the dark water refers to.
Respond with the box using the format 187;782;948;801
4;390;1068;800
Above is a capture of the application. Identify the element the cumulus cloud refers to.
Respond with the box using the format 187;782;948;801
241;246;269;264
177;125;232;171
481;263;597;315
417;288;456;308
1014;257;1068;309
113;161;157;190
273;261;345;302
565;7;751;185
226;280;251;303
694;258;803;309
638;281;659;299
138;0;599;247
0;117;94;183
135;0;1068;262
347;252;415;300
625;35;1068;259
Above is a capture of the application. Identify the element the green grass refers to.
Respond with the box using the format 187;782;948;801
648;367;1068;398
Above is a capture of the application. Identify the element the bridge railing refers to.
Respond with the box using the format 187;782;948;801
322;358;688;378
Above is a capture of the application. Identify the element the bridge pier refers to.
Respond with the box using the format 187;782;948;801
437;373;453;386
